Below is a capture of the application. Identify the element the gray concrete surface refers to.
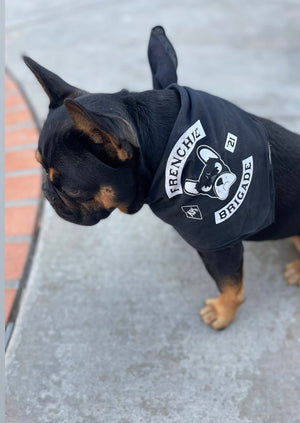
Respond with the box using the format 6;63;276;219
5;1;300;422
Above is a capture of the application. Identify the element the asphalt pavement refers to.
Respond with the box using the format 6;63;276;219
5;1;300;422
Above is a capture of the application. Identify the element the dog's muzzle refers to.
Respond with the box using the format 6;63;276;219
42;181;110;225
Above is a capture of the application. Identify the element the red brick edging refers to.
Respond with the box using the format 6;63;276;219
5;72;42;335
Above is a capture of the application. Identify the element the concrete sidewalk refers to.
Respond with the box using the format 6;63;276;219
5;1;300;422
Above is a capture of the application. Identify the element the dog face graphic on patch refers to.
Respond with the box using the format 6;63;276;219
184;145;237;200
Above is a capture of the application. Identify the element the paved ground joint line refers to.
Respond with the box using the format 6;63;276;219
5;280;20;290
6;168;41;178
5;198;40;207
5;143;39;152
5;120;35;132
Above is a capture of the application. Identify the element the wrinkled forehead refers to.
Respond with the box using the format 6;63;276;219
39;135;119;188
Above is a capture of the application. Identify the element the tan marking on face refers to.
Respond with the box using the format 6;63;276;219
91;185;129;213
35;149;43;165
94;186;116;209
200;270;245;330
118;204;128;213
79;198;98;214
60;195;76;210
48;168;59;182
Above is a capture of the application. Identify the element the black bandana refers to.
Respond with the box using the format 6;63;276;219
147;85;275;252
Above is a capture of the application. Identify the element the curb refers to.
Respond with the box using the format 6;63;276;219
5;70;43;349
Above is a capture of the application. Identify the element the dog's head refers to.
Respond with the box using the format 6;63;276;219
24;57;145;226
196;145;236;200
184;145;236;200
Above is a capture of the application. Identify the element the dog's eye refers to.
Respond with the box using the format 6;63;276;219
201;185;212;192
61;188;81;198
69;190;81;197
214;162;222;173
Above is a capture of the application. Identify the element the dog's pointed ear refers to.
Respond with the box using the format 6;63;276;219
64;98;137;162
23;56;84;109
197;146;219;163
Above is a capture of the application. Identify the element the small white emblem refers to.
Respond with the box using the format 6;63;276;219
181;205;203;220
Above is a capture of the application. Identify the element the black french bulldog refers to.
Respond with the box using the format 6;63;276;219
24;26;300;330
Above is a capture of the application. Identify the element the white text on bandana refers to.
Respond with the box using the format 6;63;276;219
165;120;206;198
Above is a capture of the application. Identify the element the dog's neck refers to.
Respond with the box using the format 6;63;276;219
124;89;181;182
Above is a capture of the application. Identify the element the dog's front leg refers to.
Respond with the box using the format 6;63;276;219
198;243;245;330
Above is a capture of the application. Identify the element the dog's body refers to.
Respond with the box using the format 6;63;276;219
24;27;300;329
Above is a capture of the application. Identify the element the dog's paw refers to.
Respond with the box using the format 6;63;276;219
200;298;236;330
284;260;300;286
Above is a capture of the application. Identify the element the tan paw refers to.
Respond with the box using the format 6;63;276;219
284;260;300;286
200;297;237;330
291;236;300;253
